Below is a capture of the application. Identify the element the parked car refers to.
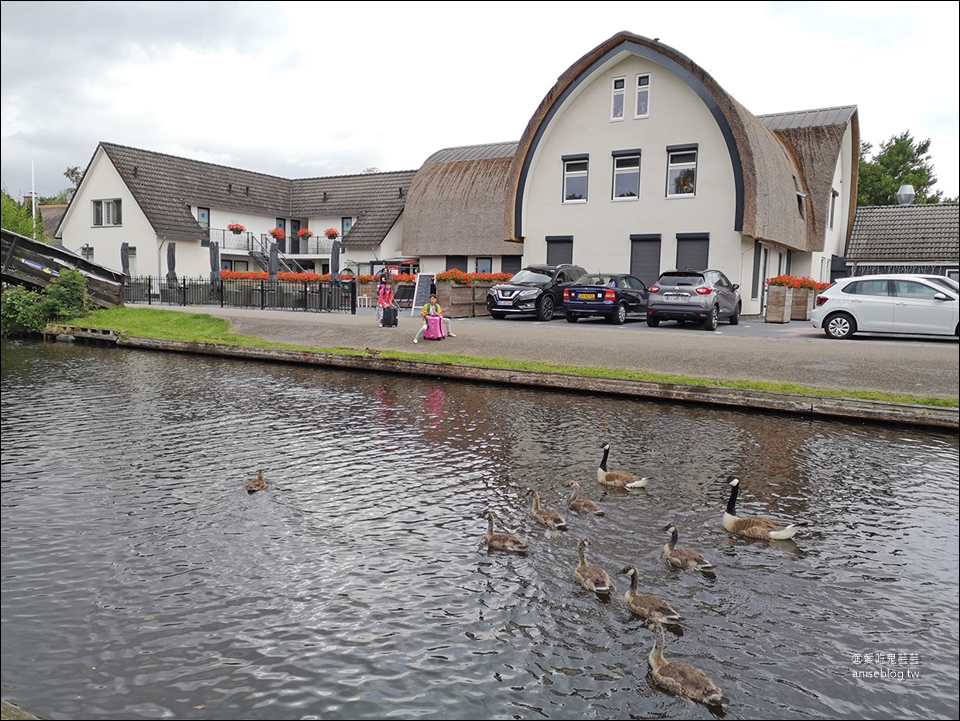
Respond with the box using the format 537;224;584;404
562;273;649;324
486;263;587;321
914;274;960;294
811;274;959;339
646;269;741;330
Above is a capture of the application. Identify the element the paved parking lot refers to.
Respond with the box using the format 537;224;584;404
154;304;959;400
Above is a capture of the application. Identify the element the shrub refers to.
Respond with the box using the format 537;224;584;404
767;274;831;291
0;269;90;337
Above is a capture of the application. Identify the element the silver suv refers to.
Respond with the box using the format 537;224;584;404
646;269;741;330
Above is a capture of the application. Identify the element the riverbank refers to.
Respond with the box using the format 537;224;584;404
46;304;959;430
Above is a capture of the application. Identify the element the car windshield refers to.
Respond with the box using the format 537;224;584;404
509;269;552;284
923;276;960;293
658;273;703;287
576;275;614;286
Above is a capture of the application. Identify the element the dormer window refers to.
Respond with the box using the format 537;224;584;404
611;77;625;121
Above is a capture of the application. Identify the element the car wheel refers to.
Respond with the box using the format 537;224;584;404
490;311;506;320
565;313;579;323
608;303;627;325
537;295;556;321
703;306;719;331
729;302;741;325
646;317;660;328
823;312;856;339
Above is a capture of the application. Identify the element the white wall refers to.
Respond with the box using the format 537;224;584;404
521;53;742;283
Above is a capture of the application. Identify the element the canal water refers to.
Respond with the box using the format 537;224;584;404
1;340;957;720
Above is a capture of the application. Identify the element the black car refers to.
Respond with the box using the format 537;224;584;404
646;269;741;330
562;273;650;324
486;264;588;321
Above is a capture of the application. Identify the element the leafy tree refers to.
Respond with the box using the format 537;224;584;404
64;166;84;190
857;132;947;206
1;188;42;238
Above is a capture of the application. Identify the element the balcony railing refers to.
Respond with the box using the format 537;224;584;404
210;228;338;255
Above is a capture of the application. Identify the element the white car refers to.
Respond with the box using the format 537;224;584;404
811;274;959;339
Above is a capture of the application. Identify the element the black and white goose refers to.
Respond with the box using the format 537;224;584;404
645;619;724;707
722;475;808;540
662;523;714;572
597;442;648;488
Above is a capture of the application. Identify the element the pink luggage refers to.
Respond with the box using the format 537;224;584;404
423;314;446;340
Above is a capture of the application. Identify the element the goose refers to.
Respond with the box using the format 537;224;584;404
481;510;528;554
620;566;681;623
662;523;714;572
722;475;808;540
597;442;648;488
574;536;613;596
528;489;567;530
567;481;605;516
246;469;267;494
645;619;724;707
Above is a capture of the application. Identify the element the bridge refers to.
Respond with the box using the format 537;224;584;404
1;228;124;308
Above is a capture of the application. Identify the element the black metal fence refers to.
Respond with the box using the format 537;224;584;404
124;277;357;314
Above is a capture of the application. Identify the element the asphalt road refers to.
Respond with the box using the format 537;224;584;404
154;305;959;400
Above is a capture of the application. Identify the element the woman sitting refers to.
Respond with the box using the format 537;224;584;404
413;294;455;343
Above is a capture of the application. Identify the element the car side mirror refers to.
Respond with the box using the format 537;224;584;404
934;292;952;301
732;283;740;291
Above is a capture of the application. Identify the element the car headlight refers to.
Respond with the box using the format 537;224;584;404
517;289;539;299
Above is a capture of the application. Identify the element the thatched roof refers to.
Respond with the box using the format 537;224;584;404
401;142;523;257
847;203;959;262
504;31;858;254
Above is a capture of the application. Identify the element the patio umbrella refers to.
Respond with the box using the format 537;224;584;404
268;241;279;283
330;239;341;281
120;242;131;282
166;241;177;288
209;241;221;288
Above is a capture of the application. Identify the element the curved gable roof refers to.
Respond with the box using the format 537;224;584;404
505;31;841;252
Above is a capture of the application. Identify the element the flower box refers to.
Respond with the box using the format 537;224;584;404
791;287;815;321
765;285;793;323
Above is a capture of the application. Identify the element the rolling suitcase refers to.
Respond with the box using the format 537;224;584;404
382;304;398;327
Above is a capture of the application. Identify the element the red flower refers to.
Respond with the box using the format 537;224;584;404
269;227;286;241
297;229;314;239
324;227;340;239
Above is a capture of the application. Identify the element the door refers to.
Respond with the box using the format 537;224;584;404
846;279;894;331
891;279;958;334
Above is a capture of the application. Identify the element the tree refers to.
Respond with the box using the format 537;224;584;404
64;166;84;190
857;132;947;206
1;188;42;238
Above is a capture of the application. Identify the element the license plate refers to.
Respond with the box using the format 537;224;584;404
579;293;596;299
665;294;685;303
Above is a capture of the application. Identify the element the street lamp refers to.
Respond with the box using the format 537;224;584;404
896;184;916;205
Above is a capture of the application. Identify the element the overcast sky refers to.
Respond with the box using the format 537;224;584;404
2;1;958;201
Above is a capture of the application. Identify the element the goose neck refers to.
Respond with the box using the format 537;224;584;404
725;482;739;516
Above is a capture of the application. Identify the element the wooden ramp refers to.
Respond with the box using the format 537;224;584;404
1;229;124;308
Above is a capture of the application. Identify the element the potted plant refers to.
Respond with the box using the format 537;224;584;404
297;229;314;240
269;227;286;241
324;227;340;240
227;223;245;234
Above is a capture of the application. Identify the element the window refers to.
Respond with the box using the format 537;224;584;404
502;256;523;274
676;233;709;270
845;279;889;296
612;151;641;199
666;146;697;197
475;257;492;274
342;217;353;234
92;199;122;226
197;207;210;230
445;255;468;272
635;74;650;117
563;156;588;202
80;245;94;261
611;77;625;120
630;234;661;286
